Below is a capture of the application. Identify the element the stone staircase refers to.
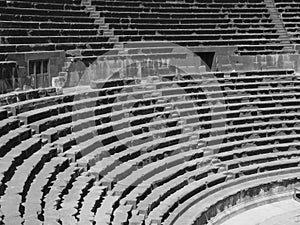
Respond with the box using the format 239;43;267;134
58;0;126;84
82;0;127;76
264;0;296;53
81;0;118;44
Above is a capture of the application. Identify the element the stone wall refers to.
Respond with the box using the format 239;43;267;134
7;51;66;89
217;53;300;72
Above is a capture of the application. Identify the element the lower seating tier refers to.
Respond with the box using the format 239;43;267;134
0;69;299;225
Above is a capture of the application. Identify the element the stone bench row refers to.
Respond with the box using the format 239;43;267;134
282;18;300;24
0;28;99;37
90;70;294;85
2;35;109;45
0;87;57;107
99;11;270;19
61;40;287;63
0;7;89;18
104;17;272;25
124;39;283;48
6;0;82;4
281;21;300;27
77;43;288;58
278;11;300;16
237;44;293;51
238;49;295;56
169;168;300;225
0;13;96;23
117;33;280;42
103;8;268;13
0;42;112;55
92;0;265;9
5;0;85;11
115;32;279;40
113;28;278;36
0;21;99;30
110;22;275;30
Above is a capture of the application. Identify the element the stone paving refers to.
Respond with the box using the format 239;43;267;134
221;199;300;225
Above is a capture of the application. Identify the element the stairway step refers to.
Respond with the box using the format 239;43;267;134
90;11;99;16
110;37;118;42
104;33;114;37
114;44;123;49
100;25;109;29
82;2;91;6
95;19;105;24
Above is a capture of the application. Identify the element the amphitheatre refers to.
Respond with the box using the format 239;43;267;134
2;0;300;224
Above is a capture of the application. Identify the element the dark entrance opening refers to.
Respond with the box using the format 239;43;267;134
195;52;215;71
